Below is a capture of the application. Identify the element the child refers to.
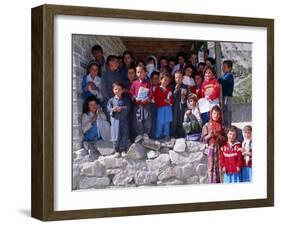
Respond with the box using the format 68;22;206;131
220;126;243;183
182;64;196;88
200;66;221;125
150;71;160;138
101;55;122;104
130;65;152;138
82;62;102;102
190;73;203;99
91;44;106;73
172;51;187;75
218;60;234;127
241;125;252;182
182;94;202;141
154;72;174;139
206;106;225;183
197;62;206;75
107;82;130;157
158;56;169;71
168;57;176;73
82;96;110;142
172;70;188;137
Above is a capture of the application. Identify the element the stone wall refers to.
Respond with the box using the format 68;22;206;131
72;35;126;150
72;138;208;190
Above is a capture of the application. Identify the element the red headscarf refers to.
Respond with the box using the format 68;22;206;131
209;105;223;134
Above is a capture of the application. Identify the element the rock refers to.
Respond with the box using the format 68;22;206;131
73;155;91;164
147;150;160;159
134;171;158;185
73;148;88;159
126;159;148;171
187;152;206;164
169;150;188;165
186;175;199;184
83;141;96;151
112;165;135;186
127;143;147;160
173;138;186;152
98;155;125;169
160;147;170;153
72;164;80;190
142;138;161;151
88;149;100;162
196;164;208;177
186;141;207;153
157;177;184;186
174;163;196;180
199;175;208;184
80;160;106;177
146;154;170;173
106;168;122;175
94;140;115;156
160;138;176;148
134;135;143;143
158;167;176;181
78;176;110;189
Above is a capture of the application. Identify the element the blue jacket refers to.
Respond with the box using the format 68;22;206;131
218;72;234;97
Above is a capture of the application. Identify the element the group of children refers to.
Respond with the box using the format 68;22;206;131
80;45;252;184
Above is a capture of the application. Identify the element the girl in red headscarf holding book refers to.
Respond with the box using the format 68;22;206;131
206;106;226;183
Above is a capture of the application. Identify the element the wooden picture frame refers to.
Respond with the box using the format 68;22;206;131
31;4;274;221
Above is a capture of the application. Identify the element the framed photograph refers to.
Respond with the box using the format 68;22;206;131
31;4;274;221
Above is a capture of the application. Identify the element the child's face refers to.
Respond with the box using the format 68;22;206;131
205;60;212;68
88;100;98;113
160;59;168;68
169;61;175;70
178;56;185;66
222;63;232;74
89;65;99;78
185;67;193;77
136;66;147;80
174;73;183;84
109;59;119;71
202;125;208;135
211;110;220;121
160;76;170;87
227;130;237;143
188;98;197;108
113;85;123;97
151;75;159;86
194;75;203;86
190;54;198;65
127;69;136;82
243;129;252;140
93;50;103;62
198;65;205;73
204;68;214;81
124;54;133;67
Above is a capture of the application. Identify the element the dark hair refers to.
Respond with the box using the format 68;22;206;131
176;51;187;63
136;65;147;72
91;45;103;54
87;61;100;75
136;59;146;67
159;71;171;81
243;125;252;132
146;56;156;65
159;56;168;67
204;49;210;55
226;125;238;135
205;57;215;66
106;55;118;65
150;70;160;79
122;51;135;65
223;60;233;69
83;95;100;113
112;81;124;89
184;63;196;77
127;65;136;71
168;57;176;63
194;73;204;81
198;62;206;68
203;65;215;75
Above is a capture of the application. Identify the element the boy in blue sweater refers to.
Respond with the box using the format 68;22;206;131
218;60;234;127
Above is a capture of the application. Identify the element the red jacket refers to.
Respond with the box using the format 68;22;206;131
190;86;203;99
220;142;243;174
201;78;220;101
154;86;174;108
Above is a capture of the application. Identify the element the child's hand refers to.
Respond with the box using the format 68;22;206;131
165;99;171;105
185;110;192;115
236;167;240;172
222;167;226;173
113;106;119;112
116;106;122;112
142;98;150;104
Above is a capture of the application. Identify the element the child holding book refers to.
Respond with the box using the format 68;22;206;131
107;82;130;157
130;65;152;138
220;126;243;183
172;70;188;137
154;72;174;139
150;71;160;138
241;125;252;182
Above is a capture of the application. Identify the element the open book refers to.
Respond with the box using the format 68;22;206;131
137;87;150;100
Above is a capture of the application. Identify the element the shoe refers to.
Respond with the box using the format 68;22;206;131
113;152;120;158
143;133;149;140
121;151;127;157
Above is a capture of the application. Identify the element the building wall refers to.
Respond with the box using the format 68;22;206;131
72;35;126;151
